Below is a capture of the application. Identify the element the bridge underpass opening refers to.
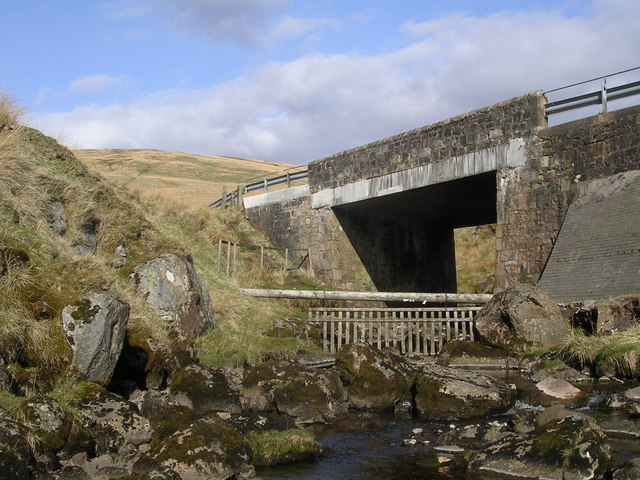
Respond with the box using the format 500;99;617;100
331;171;497;294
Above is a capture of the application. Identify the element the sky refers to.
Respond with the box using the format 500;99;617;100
1;0;639;166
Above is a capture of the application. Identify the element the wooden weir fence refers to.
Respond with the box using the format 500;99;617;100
308;306;482;355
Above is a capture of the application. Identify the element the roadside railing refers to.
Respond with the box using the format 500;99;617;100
210;166;308;209
545;66;640;117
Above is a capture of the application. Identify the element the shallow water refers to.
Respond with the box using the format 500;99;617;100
257;371;639;480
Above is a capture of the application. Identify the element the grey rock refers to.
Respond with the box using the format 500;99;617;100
17;396;71;469
474;283;569;349
613;458;640;480
62;293;129;382
335;342;415;411
535;377;582;399
437;421;510;449
469;415;610;480
44;200;67;235
75;391;153;457
599;419;640;439
169;364;242;415
242;359;347;423
0;416;39;480
72;221;97;255
133;253;214;337
415;363;516;420
149;416;254;480
594;295;640;335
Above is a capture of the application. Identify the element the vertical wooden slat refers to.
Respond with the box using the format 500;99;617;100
368;310;373;347
430;321;436;355
376;310;382;349
384;310;390;349
470;310;476;342
399;310;405;354
330;312;335;353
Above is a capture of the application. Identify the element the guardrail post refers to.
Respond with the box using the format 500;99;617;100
286;172;291;188
263;178;269;193
601;84;608;113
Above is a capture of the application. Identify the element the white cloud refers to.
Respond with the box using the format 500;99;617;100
30;1;640;165
68;74;129;96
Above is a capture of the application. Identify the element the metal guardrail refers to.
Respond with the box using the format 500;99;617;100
210;167;308;208
545;66;640;116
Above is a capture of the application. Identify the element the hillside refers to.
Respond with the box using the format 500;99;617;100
73;148;295;208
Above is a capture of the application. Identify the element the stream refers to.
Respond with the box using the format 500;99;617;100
258;371;640;480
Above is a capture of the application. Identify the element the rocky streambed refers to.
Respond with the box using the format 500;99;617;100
2;340;640;480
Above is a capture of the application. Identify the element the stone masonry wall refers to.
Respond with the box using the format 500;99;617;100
496;105;640;291
244;195;375;290
308;92;546;193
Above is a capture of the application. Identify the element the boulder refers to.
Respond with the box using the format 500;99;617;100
145;416;254;480
169;364;241;415
435;340;517;368
72;220;98;255
264;317;322;346
0;416;39;480
62;293;129;383
535;377;582;399
613;458;640;480
242;360;347;423
133;253;214;337
474;283;569;349
335;342;415;410
595;295;640;335
16;396;72;469
74;390;153;457
531;362;590;383
414;363;515;420
469;414;610;480
43;200;67;236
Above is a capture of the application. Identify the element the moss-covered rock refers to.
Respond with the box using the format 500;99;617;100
169;364;241;414
16;395;71;469
248;429;323;467
147;416;254;480
242;359;346;423
0;416;39;480
335;342;415;411
415;363;515;420
468;414;610;480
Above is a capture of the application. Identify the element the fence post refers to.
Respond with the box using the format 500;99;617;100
226;241;231;276
233;243;238;276
260;246;264;271
217;239;222;272
284;248;289;273
221;186;228;208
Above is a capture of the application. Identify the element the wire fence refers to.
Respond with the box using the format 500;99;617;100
217;239;312;277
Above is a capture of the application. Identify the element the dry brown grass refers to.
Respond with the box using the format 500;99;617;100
73;149;296;209
455;224;496;293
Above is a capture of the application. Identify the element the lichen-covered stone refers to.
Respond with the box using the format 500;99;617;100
474;283;569;349
133;253;214;338
415;363;515;420
148;416;254;480
169;364;241;415
468;414;610;480
74;390;152;457
334;342;415;411
62;292;129;383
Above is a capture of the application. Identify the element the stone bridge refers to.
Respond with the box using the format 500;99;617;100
244;91;640;302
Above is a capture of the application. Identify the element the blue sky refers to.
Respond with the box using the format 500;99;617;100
1;0;638;165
